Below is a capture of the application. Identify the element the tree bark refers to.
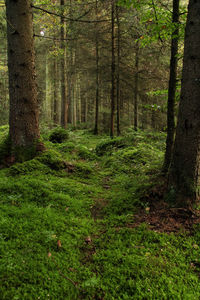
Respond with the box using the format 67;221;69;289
134;41;139;131
53;56;59;125
110;0;115;138
94;0;99;135
116;3;121;136
6;0;42;161
163;0;179;173
60;0;67;129
169;0;200;206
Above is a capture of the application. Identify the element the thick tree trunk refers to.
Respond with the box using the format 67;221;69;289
94;0;99;135
110;0;115;138
163;0;179;173
116;3;121;136
6;0;41;161
169;0;200;206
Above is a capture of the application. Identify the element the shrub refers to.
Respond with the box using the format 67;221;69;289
49;127;69;143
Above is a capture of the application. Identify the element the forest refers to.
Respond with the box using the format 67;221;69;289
1;0;200;299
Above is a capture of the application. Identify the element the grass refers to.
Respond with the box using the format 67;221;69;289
0;127;200;299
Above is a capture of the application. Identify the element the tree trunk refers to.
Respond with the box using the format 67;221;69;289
53;56;59;125
60;0;67;129
169;0;200;206
110;0;115;138
163;0;179;173
116;3;121;136
94;0;99;135
6;0;42;161
134;41;139;131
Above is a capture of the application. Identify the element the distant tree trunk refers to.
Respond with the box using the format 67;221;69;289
94;0;99;135
6;0;42;161
163;0;179;173
53;56;59;125
134;41;139;131
169;0;200;206
110;0;115;138
116;3;121;136
76;74;81;124
60;0;67;129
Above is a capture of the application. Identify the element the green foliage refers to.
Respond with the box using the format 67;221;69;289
49;127;69;143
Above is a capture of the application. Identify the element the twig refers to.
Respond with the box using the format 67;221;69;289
31;5;110;23
34;34;76;42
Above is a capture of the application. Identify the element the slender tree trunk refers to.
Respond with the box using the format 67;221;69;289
6;0;42;161
60;0;67;129
110;0;115;138
169;0;200;206
163;0;179;173
134;41;139;131
77;73;81;124
73;79;76;127
94;0;99;135
116;3;120;136
53;56;59;125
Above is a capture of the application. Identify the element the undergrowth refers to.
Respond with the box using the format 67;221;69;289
0;128;200;299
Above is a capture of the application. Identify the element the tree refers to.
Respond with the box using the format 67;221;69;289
110;0;115;138
94;0;100;135
163;0;179;173
60;0;67;129
6;0;42;161
169;0;200;206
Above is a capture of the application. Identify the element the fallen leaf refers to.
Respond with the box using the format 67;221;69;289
193;244;199;249
85;236;92;244
57;240;62;248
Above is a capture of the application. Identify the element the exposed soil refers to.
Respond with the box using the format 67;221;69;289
132;205;200;233
132;181;200;233
91;198;108;221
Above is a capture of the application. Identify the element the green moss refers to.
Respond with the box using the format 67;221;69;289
49;127;69;143
74;161;93;178
1;127;200;300
0;133;44;164
8;160;50;176
76;145;97;160
0;134;11;163
11;143;39;163
37;149;66;170
95;137;128;156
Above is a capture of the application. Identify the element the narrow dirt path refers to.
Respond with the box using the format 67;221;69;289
79;176;111;299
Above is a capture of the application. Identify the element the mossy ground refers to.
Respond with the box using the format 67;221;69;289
1;127;200;299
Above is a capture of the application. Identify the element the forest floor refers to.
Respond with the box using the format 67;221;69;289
1;126;200;299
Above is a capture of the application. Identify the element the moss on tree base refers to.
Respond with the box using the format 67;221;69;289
0;135;45;166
